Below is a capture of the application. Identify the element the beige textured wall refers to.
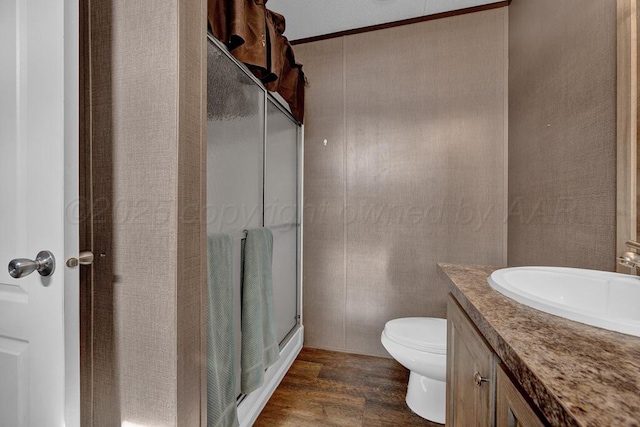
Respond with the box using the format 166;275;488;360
508;0;617;270
296;8;508;357
84;0;206;425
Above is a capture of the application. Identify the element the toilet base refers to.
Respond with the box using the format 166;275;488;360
405;371;446;424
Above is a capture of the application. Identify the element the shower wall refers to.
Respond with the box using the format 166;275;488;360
295;7;508;357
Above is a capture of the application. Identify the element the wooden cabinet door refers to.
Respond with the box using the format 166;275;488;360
497;365;545;427
447;295;496;427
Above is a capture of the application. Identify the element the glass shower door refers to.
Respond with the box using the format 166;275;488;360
207;44;265;235
206;37;301;400
206;41;265;396
265;99;299;343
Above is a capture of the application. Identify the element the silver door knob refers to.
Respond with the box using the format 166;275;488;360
8;251;56;278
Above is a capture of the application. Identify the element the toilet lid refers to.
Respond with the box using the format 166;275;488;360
384;317;447;354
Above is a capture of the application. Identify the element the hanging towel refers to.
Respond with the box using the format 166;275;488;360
240;228;279;394
207;234;239;427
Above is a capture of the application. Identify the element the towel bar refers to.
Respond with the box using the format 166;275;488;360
233;230;248;240
267;223;297;230
231;225;297;240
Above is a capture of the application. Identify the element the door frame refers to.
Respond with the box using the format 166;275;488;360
616;0;639;270
64;0;81;424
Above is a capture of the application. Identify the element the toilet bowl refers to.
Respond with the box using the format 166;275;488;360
381;317;447;424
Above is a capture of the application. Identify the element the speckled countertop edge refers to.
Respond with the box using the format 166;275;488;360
438;263;640;427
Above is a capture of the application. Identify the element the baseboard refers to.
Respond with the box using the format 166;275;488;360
237;325;304;426
303;344;393;359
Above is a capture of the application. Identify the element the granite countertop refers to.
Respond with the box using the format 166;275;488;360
438;263;640;427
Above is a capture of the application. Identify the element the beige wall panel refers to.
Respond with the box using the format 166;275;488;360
91;2;179;424
296;39;348;350
344;9;508;356
88;0;206;425
508;0;617;270
299;9;508;356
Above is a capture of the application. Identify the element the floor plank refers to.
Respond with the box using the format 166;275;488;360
255;348;441;427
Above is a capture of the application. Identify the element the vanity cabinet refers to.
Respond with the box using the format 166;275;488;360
447;295;545;427
496;365;545;427
447;295;496;426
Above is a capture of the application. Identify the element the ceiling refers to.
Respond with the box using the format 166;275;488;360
267;0;503;42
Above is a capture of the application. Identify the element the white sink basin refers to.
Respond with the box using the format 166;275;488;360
488;267;640;338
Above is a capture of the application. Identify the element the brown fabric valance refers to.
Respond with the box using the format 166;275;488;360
208;0;305;123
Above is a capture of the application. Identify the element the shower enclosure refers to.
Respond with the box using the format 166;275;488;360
206;36;303;425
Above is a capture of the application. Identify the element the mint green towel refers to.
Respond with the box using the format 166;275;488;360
240;228;279;394
207;234;239;427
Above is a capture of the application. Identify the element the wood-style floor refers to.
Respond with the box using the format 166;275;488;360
255;348;441;427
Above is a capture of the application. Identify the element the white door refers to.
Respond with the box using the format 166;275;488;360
0;0;79;426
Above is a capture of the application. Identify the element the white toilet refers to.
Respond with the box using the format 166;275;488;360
381;317;447;424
